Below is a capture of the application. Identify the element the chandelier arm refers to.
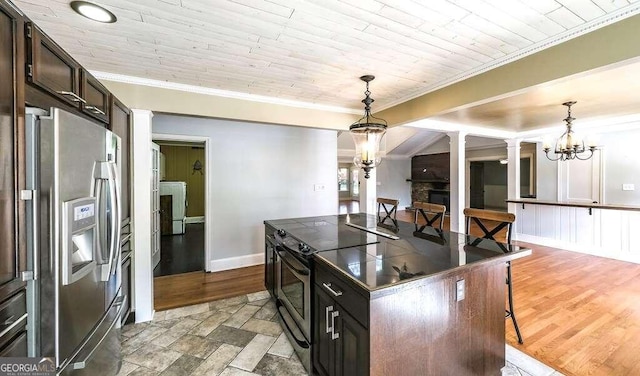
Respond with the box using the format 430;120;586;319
573;149;595;161
544;150;563;162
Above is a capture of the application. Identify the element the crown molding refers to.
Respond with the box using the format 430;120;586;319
91;71;362;115
377;4;640;112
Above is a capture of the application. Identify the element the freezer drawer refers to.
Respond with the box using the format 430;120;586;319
60;294;126;376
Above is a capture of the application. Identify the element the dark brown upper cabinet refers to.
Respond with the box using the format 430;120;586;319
25;22;83;108
81;70;110;124
109;95;131;223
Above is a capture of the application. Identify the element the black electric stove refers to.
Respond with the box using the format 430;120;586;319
268;214;385;258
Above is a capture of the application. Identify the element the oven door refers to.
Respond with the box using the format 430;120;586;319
275;246;311;341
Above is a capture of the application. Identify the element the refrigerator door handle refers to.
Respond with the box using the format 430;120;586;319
93;177;104;263
21;189;39;281
109;161;122;275
101;162;121;281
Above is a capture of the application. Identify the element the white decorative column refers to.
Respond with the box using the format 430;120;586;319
131;109;154;323
448;132;466;233
506;139;522;216
358;168;377;214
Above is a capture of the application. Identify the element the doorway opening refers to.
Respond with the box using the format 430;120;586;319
468;156;534;211
338;163;360;214
152;140;206;277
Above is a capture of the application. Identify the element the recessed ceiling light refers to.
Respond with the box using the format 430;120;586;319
70;1;117;23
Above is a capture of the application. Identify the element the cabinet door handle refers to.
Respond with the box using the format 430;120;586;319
322;282;343;297
56;91;87;104
331;310;340;340
85;105;106;115
325;305;333;334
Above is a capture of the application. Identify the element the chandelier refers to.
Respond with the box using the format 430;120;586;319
350;75;387;179
543;101;596;161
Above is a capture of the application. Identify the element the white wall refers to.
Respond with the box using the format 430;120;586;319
535;126;640;205
376;158;412;209
600;129;640;205
153;114;338;268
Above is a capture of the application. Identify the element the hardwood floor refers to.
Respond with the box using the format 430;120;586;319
339;199;359;214
153;223;205;277
154;265;265;311
507;243;640;376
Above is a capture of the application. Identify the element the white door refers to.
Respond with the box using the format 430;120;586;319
558;149;603;204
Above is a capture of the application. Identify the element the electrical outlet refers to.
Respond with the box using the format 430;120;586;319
456;279;465;302
314;184;325;191
622;184;635;191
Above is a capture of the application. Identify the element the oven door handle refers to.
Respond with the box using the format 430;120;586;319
275;248;309;276
276;299;310;349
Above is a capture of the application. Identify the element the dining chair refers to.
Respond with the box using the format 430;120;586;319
463;208;523;344
413;202;446;231
377;198;399;227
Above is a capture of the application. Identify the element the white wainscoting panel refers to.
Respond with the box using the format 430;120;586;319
515;203;640;264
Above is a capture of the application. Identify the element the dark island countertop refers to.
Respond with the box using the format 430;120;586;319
266;213;532;296
318;215;530;294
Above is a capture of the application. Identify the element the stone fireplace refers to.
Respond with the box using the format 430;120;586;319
411;181;450;212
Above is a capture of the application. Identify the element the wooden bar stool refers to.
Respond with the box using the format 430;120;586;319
413;202;446;231
377;198;399;227
463;208;523;344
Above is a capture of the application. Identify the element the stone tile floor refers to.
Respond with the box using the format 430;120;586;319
118;290;306;376
119;290;563;376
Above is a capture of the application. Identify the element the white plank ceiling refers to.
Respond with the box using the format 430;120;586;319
13;0;640;112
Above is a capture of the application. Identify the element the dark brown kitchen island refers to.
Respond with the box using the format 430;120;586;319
265;214;532;376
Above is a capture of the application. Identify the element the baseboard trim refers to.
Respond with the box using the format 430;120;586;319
515;233;640;264
186;216;205;224
210;253;263;272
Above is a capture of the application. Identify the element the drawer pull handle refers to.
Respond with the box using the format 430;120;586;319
56;91;87;104
325;305;333;334
322;282;343;297
85;105;106;115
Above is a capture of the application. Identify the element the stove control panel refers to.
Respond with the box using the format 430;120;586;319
274;230;314;256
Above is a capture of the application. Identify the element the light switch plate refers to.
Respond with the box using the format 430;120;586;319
623;184;635;191
314;184;325;191
456;279;465;302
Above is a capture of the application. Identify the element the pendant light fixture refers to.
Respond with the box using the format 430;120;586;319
350;75;387;179
543;101;597;161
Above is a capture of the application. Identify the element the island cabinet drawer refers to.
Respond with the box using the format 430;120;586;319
315;261;368;328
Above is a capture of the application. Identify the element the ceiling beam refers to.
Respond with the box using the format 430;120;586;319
378;14;640;127
101;80;359;130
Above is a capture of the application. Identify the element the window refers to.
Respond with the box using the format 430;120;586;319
352;169;359;196
338;168;349;191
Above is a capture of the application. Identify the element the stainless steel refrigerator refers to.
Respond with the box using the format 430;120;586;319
25;107;125;375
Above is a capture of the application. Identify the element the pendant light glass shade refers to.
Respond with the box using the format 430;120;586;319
350;75;387;179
